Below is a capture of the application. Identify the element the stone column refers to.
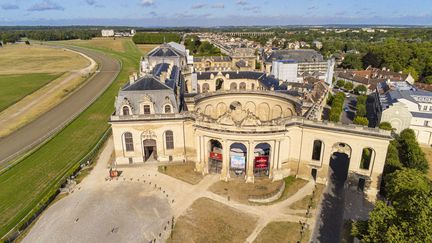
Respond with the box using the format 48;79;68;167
220;140;230;181
195;135;202;173
246;141;255;183
272;140;283;181
269;140;277;179
202;136;209;174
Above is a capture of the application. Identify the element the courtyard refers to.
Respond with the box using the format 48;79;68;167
23;138;326;242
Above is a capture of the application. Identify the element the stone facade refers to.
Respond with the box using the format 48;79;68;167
110;43;392;202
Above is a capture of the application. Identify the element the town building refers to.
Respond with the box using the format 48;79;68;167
375;81;432;145
264;49;334;84
192;48;256;72
101;29;114;37
335;67;415;93
109;43;392;202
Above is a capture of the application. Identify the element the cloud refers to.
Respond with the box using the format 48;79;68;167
236;0;248;6
1;4;19;10
141;0;155;7
27;1;64;11
211;4;224;9
191;4;206;9
308;6;318;10
85;0;96;5
243;6;260;13
148;11;158;17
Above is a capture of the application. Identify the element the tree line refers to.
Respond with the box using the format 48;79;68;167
184;35;224;56
0;29;100;43
352;128;431;242
132;32;181;44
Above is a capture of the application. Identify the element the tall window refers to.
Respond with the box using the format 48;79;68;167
202;83;210;93
312;140;323;161
251;83;255;90
360;148;373;170
124;132;134;151
230;83;237;90
122;106;130;115
164;105;172;113
239;82;246;90
143;105;151;114
165;130;174;150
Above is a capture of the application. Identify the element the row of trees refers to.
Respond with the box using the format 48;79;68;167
0;29;99;43
353;95;369;126
340;39;432;83
132;32;181;44
327;92;345;122
335;79;367;95
184;35;224;56
352;128;431;242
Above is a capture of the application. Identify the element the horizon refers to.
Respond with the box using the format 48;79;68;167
0;0;432;26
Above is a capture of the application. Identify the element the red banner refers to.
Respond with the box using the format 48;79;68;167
210;152;222;161
254;156;268;168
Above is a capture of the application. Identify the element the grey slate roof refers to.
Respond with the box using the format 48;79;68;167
147;43;184;58
411;112;432;119
123;76;170;91
197;71;265;80
265;49;324;63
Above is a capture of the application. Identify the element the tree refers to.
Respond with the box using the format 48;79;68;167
424;76;432;84
336;79;345;88
344;82;354;91
379;122;393;131
353;116;369;126
397;129;429;173
354;85;367;95
341;53;363;69
362;51;382;69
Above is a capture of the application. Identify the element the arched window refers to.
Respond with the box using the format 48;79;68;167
202;83;210;93
164;105;172;113
360;148;373;170
124;132;134;151
251;83;255;90
216;78;224;90
122;106;130;115
230;82;237;90
239;82;246;90
312;140;323;161
165;130;174;150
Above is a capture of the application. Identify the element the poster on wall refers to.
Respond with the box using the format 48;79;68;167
209;152;222;161
254;156;268;168
230;155;246;169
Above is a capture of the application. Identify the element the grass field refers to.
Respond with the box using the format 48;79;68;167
158;162;204;185
0;38;141;239
52;38;129;53
136;44;158;55
0;73;62;112
0;44;89;75
253;221;310;243
167;197;257;243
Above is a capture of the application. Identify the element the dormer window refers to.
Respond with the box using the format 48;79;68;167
143;105;151;114
164;105;172;113
122;106;130;116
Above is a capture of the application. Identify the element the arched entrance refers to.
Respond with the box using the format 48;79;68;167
216;78;224;91
329;143;352;184
208;139;223;174
143;139;157;162
229;143;247;177
254;143;270;177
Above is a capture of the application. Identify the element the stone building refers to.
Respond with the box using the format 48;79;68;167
110;43;392;202
192;48;256;72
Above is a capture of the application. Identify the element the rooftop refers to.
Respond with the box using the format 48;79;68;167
265;49;324;63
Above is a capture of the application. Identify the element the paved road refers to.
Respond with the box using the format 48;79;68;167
0;46;120;167
311;153;349;243
340;96;357;124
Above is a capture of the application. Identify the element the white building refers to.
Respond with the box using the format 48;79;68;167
271;60;299;83
377;81;432;145
101;29;114;37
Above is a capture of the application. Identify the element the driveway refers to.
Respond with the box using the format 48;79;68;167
340;95;357;124
0;46;120;166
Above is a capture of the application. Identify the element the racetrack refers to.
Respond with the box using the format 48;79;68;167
0;46;120;167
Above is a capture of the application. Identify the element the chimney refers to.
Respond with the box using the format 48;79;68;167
129;75;135;85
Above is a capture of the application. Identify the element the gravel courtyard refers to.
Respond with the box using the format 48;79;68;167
23;139;172;243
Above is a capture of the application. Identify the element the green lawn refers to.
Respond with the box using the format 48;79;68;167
0;39;141;238
0;73;62;112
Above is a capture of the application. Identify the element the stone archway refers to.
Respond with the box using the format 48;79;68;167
216;78;224;91
229;143;247;177
143;139;157;162
208;139;223;174
329;142;352;183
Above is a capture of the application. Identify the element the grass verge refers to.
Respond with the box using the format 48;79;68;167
158;162;204;185
290;184;325;210
0;73;62;112
167;197;257;243
254;221;310;243
0;39;141;239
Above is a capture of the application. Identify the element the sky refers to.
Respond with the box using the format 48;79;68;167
0;0;432;26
